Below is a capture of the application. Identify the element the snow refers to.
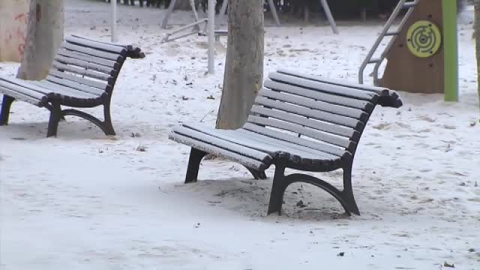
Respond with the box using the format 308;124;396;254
1;1;479;269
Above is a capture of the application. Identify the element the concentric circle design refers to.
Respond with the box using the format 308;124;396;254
406;20;442;58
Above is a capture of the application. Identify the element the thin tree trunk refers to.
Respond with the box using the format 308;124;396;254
475;1;480;115
216;0;264;129
17;0;64;80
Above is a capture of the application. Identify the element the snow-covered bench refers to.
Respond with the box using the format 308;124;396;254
0;35;144;137
169;70;402;216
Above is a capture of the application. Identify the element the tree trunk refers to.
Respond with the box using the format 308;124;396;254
475;1;480;114
17;0;64;80
216;0;264;129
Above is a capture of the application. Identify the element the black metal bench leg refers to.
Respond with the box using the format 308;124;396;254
342;164;360;215
103;101;115;136
246;167;267;180
185;148;208;184
0;96;15;126
47;102;62;137
267;166;286;215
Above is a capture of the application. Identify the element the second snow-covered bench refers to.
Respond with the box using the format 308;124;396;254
169;70;402;216
0;35;144;137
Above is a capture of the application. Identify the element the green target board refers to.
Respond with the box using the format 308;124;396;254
406;20;442;58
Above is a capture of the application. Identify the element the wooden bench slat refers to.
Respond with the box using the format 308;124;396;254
30;81;99;99
184;123;337;160
48;70;108;91
45;76;106;96
2;77;97;99
63;42;123;61
0;79;48;101
259;88;368;122
242;123;347;157
277;69;390;95
247;115;352;150
250;105;357;139
169;132;269;171
172;125;272;163
234;128;341;159
265;80;374;112
269;72;377;101
52;62;112;82
0;85;44;106
57;49;118;68
55;55;115;75
66;36;127;54
254;96;364;130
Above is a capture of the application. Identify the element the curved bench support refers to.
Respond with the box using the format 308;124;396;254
185;148;208;183
267;163;360;216
61;107;115;137
0;95;15;125
246;167;267;180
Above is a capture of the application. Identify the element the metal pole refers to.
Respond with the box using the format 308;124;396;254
217;0;228;27
442;0;459;102
320;0;338;34
111;0;117;42
207;0;215;74
267;0;281;26
161;0;178;29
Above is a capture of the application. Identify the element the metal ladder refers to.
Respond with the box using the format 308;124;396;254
358;0;419;85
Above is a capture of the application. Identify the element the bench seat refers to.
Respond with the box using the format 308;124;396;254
0;77;106;108
171;123;345;172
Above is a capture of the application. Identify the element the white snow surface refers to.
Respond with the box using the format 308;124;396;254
1;1;479;269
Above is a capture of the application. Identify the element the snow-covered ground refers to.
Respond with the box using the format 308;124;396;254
1;1;479;269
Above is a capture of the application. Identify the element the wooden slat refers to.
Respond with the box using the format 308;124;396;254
55;55;114;74
173;126;272;163
30;81;98;99
235;128;342;158
2;78;96;99
242;123;347;157
259;88;368;121
269;72;377;101
247;115;352;150
57;49;118;68
169;132;269;171
277;69;390;95
0;85;44;106
72;35;129;47
52;62;111;82
264;80;373;112
0;80;48;101
45;76;106;96
66;36;126;54
48;70;108;91
250;105;357;139
62;42;123;61
184;124;337;160
254;96;364;130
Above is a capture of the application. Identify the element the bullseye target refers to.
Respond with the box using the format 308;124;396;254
406;20;442;58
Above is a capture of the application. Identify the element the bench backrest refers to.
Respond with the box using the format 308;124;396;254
47;35;144;97
246;71;400;159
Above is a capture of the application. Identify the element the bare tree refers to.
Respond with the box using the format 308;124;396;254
17;0;64;80
475;1;480;114
216;0;264;129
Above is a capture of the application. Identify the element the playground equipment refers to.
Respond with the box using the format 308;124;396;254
161;0;280;28
161;0;338;33
359;0;458;102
